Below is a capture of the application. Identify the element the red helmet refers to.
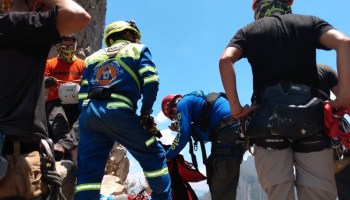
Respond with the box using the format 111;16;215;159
161;94;182;120
252;0;293;10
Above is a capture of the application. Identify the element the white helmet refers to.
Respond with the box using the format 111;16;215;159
58;82;81;104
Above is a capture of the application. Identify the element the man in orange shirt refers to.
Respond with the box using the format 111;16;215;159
45;34;85;160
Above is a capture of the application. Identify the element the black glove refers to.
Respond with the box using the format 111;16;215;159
140;115;162;138
45;76;58;88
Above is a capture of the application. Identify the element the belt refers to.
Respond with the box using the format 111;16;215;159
213;116;239;135
3;140;40;155
86;88;134;110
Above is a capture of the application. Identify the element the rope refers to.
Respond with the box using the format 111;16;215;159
40;139;67;200
42;170;66;200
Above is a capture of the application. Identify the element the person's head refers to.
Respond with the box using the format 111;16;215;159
252;0;293;20
161;94;183;121
103;20;141;47
3;0;52;13
57;34;77;63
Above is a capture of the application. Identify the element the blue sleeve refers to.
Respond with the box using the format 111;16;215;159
139;46;159;115
165;99;192;160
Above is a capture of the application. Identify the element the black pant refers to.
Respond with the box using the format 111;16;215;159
336;164;350;200
206;155;241;200
45;100;79;153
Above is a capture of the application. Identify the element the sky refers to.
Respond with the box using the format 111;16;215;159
105;0;350;192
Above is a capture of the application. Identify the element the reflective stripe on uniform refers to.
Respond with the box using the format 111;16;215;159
110;93;134;109
79;93;88;100
82;99;91;106
75;183;101;193
106;101;133;110
144;167;169;178
144;75;159;85
116;57;140;92
145;136;156;147
138;66;157;75
81;80;89;86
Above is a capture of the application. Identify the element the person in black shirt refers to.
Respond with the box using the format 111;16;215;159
0;0;90;199
219;0;350;199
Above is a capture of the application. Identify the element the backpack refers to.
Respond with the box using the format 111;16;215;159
163;144;206;200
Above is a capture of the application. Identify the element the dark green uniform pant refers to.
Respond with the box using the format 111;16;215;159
207;155;241;200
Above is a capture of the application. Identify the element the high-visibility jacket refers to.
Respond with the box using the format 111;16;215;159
78;39;159;115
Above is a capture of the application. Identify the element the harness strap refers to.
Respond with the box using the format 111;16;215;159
199;92;226;132
188;137;199;170
199;140;207;165
213;117;236;134
211;142;244;161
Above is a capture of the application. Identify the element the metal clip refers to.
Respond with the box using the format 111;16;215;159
40;139;55;170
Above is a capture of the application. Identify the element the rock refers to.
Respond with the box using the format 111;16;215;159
100;175;127;196
105;143;130;182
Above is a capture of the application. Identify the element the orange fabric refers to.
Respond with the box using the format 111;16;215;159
45;57;85;102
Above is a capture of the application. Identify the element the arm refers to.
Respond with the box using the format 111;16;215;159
54;0;91;35
319;29;350;108
165;102;192;160
219;47;247;118
57;119;79;151
33;0;91;36
139;46;159;116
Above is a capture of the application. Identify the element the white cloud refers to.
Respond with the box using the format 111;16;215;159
190;180;209;191
198;165;207;175
154;111;169;124
158;128;176;145
129;160;134;168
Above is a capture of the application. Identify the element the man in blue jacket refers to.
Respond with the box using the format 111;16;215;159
161;91;245;200
76;20;171;200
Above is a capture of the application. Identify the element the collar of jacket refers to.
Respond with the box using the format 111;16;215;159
110;39;131;47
